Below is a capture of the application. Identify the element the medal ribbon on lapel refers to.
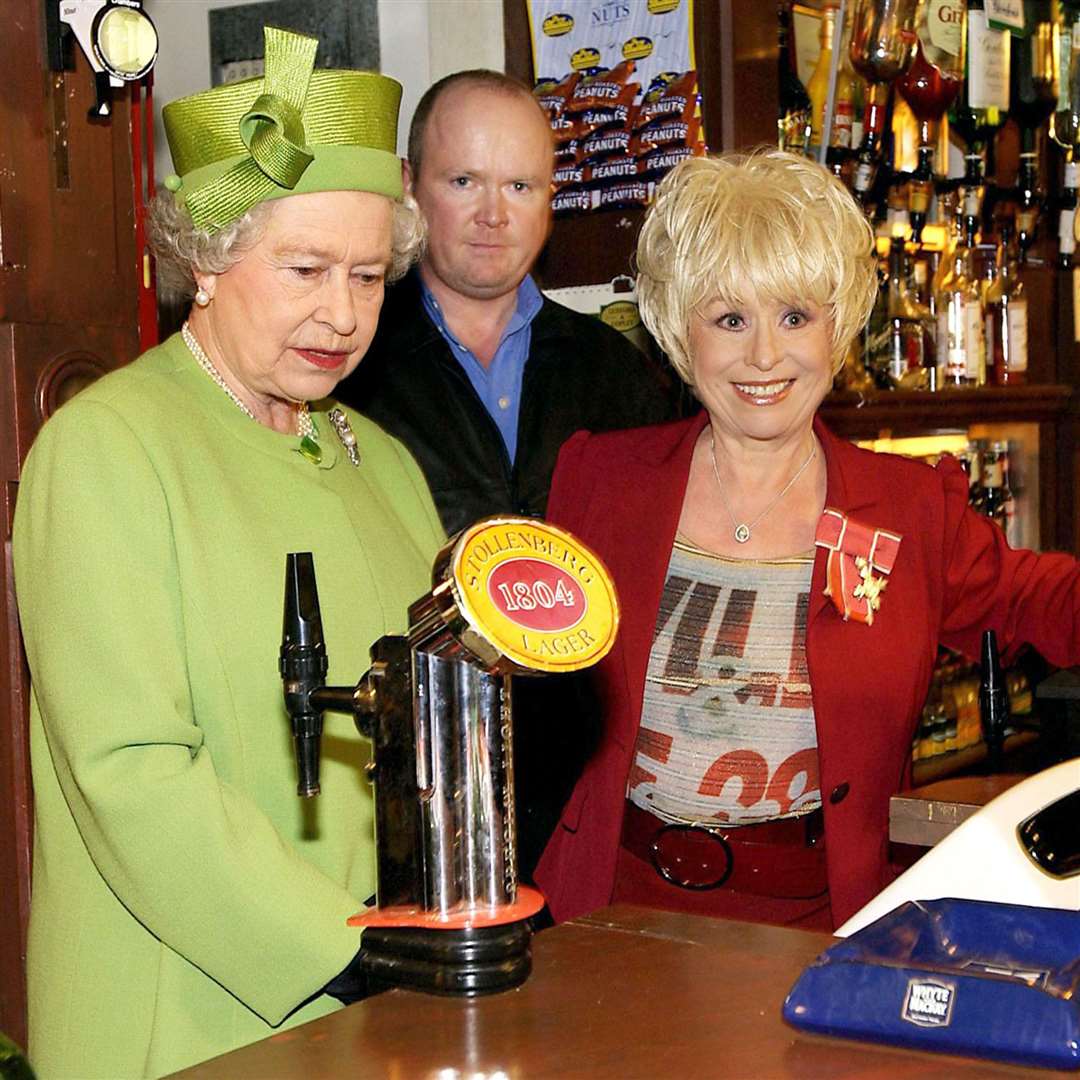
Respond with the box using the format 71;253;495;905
814;509;902;626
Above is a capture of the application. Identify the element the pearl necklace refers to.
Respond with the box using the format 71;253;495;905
182;322;312;436
709;436;817;544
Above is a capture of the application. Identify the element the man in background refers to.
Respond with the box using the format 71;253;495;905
336;70;683;879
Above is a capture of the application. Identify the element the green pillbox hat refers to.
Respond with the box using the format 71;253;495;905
162;26;403;234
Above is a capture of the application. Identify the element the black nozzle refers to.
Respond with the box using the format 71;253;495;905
280;553;329;797
979;629;1009;770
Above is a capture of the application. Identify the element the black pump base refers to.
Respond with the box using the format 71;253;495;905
361;919;532;996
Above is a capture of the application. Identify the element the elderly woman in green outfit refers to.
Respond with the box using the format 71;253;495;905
14;29;443;1079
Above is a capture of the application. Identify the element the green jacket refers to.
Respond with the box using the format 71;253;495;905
14;334;444;1078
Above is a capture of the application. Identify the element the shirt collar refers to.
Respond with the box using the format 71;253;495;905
419;274;544;353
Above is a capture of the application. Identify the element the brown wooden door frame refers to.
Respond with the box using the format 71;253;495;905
0;0;141;1050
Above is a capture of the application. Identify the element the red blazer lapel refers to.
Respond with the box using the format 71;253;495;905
595;413;709;749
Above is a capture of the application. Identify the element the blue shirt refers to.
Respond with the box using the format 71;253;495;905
420;275;544;464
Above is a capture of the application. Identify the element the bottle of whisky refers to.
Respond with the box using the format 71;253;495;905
779;3;813;153
935;213;985;386
1009;0;1058;153
1011;1;1057;257
887;236;936;386
949;0;1009;172
984;227;1029;384
1058;160;1078;269
1052;4;1080;152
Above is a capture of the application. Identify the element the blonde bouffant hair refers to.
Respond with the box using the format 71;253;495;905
636;149;878;383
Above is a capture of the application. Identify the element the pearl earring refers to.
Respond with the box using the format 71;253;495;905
194;288;211;308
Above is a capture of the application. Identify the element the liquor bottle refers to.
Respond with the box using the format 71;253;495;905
885;177;911;235
979;225;1000;335
886;234;928;384
1002;442;1019;544
964;210;988;385
984;227;1029;383
910;253;939;385
864;251;894;386
897;2;966;151
1007;666;1034;716
1051;5;1080;152
809;6;839;151
1010;1;1057;256
1059;159;1078;268
952;664;980;750
835;6;862;149
962;443;987;513
907;144;935;241
957;151;987;225
982;442;1010;527
930;185;961;386
779;3;813;153
849;0;924;205
848;6;868;148
949;0;1009;170
1009;0;1058;154
1054;7;1080;265
935;212;985;385
936;658;959;754
1014;151;1044;257
899;3;965;238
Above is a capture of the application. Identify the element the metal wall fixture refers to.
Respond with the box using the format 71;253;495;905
47;1;159;118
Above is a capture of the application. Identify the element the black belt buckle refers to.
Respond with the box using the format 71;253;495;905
650;823;734;891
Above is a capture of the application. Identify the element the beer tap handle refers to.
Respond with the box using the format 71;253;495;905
280;552;329;797
310;675;378;738
979;629;1009;772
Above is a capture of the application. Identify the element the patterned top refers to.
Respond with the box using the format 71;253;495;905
628;536;822;826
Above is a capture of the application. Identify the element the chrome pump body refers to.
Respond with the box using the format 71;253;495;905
278;517;619;996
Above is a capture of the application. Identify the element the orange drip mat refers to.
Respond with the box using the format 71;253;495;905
347;885;546;930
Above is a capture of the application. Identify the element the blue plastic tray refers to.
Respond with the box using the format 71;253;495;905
783;898;1080;1070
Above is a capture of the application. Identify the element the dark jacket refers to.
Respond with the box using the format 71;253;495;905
336;270;688;880
335;270;686;537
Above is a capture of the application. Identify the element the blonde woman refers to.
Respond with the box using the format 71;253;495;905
534;150;1080;932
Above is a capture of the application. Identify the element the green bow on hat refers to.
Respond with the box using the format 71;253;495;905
163;26;403;233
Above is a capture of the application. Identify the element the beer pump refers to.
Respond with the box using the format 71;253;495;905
279;516;619;996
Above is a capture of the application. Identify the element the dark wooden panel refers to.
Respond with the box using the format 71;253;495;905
1017;265;1057;386
0;0;141;1050
819;384;1073;436
720;0;778;153
0;61;138;329
0;325;30;1053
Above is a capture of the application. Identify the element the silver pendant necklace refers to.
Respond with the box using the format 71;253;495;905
182;323;360;467
709;435;817;544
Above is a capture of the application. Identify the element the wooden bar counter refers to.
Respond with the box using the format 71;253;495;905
169;905;1071;1079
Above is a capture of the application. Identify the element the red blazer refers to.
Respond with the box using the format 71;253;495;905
535;412;1080;927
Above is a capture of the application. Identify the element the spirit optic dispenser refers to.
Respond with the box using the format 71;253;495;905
279;517;619;996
